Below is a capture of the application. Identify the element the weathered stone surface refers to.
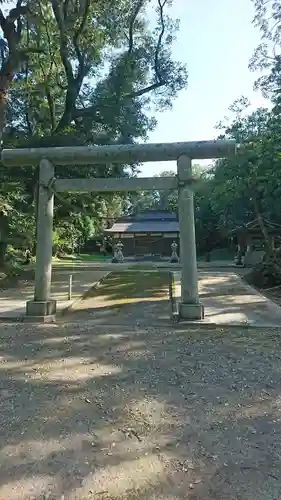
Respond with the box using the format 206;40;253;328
179;302;204;320
2;140;236;166
178;156;200;313
55;176;178;192
34;159;54;302
26;299;56;317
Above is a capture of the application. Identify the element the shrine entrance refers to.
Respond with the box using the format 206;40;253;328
1;140;235;321
134;235;161;257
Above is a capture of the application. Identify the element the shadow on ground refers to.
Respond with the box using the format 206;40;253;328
171;271;281;327
1;300;281;499
0;271;281;498
81;271;169;302
63;271;171;326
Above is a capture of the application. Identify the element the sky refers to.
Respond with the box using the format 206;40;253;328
140;0;268;177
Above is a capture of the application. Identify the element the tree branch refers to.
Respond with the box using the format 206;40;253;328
126;80;166;98
38;0;56;79
125;0;168;99
33;29;56;134
63;0;70;20
74;0;169;120
45;86;56;132
154;0;167;81
0;9;5;31
127;0;145;55
72;0;90;84
52;0;92;131
74;0;90;44
24;18;33;136
51;0;77;131
1;4;28;45
51;0;75;85
0;3;29;141
73;75;169;119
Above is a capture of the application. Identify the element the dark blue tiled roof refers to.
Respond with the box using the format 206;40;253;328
106;220;179;233
106;209;179;233
134;210;177;220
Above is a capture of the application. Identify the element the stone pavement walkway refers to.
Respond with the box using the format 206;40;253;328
174;270;281;327
57;259;238;271
0;266;107;319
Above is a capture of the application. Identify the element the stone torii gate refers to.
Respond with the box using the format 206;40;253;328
2;140;235;321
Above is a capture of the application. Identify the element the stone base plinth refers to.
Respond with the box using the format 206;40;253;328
179;302;204;320
26;300;57;320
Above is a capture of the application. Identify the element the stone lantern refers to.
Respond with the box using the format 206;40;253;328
112;240;124;263
170;240;179;263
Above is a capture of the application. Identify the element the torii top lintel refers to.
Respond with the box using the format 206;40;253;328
1;140;236;167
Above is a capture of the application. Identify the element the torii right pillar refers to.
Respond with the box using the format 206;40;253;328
177;155;204;320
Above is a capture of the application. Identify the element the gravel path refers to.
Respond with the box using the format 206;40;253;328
0;276;281;499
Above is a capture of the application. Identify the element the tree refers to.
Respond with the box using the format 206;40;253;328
0;0;188;260
250;0;281;99
212;99;281;229
3;0;187;145
0;1;31;141
134;170;177;212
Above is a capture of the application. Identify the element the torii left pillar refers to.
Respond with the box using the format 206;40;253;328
177;155;204;320
26;159;57;321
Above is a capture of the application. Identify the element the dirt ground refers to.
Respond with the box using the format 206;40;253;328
1;272;281;499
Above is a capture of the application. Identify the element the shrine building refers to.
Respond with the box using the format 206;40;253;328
105;209;180;259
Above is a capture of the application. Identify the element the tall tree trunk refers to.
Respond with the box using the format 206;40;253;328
0;81;9;143
252;195;274;255
0;211;9;266
0;3;29;139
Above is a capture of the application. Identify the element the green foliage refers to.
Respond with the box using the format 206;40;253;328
0;0;187;259
211;97;281;227
135;169;177;212
250;0;281;98
5;0;187;144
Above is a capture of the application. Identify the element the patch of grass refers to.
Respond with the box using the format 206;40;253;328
86;270;170;305
129;264;157;270
76;253;111;261
54;253;111;262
